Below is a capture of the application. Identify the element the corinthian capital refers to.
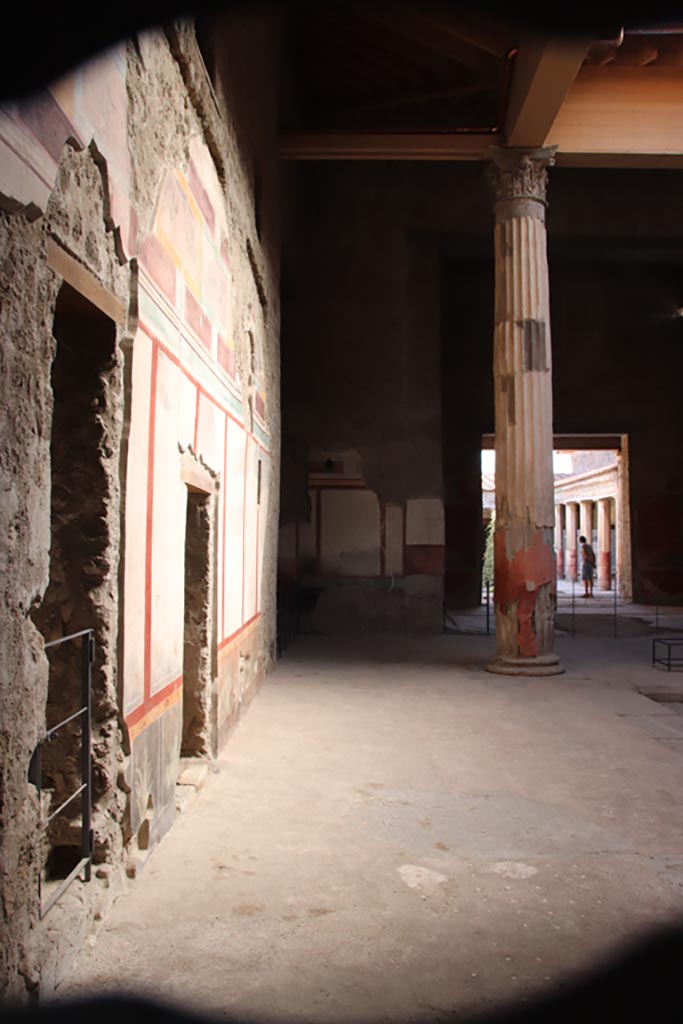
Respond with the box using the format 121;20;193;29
489;146;557;206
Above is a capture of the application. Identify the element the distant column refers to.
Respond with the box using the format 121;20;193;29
566;502;579;581
555;504;565;578
486;146;562;676
598;498;612;590
580;500;594;547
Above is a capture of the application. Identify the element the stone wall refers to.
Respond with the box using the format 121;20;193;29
0;15;281;997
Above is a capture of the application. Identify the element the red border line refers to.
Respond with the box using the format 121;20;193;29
221;413;228;640
380;503;386;577
126;674;182;729
402;500;408;564
143;342;159;703
217;612;260;653
134;326;265;720
139;269;243;405
294;516;301;581
295;518;300;578
126;616;261;724
193;387;201;452
0;132;54;191
255;495;260;614
241;434;249;624
315;488;322;573
138;318;270;454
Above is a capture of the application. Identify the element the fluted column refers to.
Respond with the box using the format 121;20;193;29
597;497;612;590
555;504;565;578
565;502;579;581
580;500;594;546
487;147;562;676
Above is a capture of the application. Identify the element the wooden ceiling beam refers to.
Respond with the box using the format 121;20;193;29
421;10;514;59
280;131;497;160
279;130;683;167
314;81;489;121
293;39;398;93
295;6;465;82
504;35;591;146
353;3;497;75
295;29;417;86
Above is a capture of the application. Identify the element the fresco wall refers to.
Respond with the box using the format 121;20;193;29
279;450;445;633
0;22;280;996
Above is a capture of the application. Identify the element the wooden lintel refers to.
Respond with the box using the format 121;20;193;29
279;132;497;161
484;433;623;451
555;151;683;169
46;237;126;324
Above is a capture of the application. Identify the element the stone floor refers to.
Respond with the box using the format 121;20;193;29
58;630;683;1022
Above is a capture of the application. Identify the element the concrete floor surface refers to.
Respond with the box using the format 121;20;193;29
59;632;683;1022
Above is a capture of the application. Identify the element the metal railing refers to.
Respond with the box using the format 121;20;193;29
446;574;683;643
30;628;94;918
555;572;619;636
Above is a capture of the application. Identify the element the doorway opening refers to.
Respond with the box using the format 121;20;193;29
181;488;214;759
481;433;633;602
31;281;118;886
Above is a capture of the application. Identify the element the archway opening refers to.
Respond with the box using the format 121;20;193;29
181;488;214;759
480;433;633;603
31;281;118;888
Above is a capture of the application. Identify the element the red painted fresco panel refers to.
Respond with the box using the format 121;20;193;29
139;233;176;302
217;339;235;377
189;159;216;234
404;544;445;576
185;287;212;350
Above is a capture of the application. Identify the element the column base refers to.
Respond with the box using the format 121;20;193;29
486;653;564;677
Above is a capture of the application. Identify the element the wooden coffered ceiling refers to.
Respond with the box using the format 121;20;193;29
283;2;517;133
280;3;683;167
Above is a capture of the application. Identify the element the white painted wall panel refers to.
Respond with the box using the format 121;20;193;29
320;489;380;576
150;351;186;694
405;498;445;545
123;328;152;715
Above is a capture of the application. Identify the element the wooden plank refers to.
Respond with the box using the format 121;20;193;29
547;65;683;156
46;237;126;324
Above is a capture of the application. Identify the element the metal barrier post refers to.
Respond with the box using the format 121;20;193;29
81;632;93;881
613;572;618;637
39;627;94;916
486;580;491;636
571;577;575;637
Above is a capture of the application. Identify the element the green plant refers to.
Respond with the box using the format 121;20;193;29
482;511;495;586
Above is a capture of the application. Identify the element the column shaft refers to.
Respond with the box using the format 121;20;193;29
554;504;565;578
565;502;579;581
487;147;562;676
580;500;594;545
598;497;612;590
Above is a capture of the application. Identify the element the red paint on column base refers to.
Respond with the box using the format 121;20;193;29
556;548;565;578
494;530;555;658
598;551;611;590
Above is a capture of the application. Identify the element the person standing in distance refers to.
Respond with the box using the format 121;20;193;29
579;534;596;597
